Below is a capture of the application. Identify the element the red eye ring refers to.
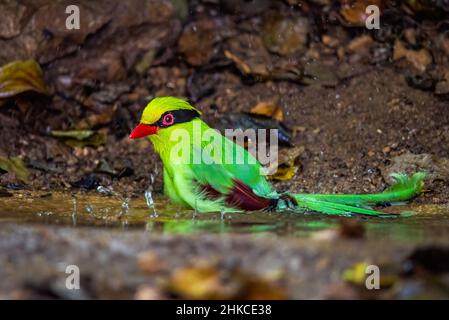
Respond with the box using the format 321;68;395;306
162;113;174;126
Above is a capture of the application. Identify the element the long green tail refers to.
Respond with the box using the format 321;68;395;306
292;172;426;216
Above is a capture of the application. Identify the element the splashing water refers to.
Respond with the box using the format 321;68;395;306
220;208;225;220
145;189;158;218
121;197;130;216
96;185;115;196
144;174;158;218
72;196;77;226
85;205;94;214
96;185;131;217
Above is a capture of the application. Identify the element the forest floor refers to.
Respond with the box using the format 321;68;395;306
1;0;449;299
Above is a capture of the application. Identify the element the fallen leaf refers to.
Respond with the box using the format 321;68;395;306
0;156;30;182
268;146;304;181
167;262;287;300
51;130;107;147
343;262;370;285
134;49;156;75
343;262;398;288
346;35;373;54
340;0;384;26
249;101;284;122
51;130;95;141
393;40;432;73
224;50;252;74
94;159;117;176
0;60;49;101
168;264;238;299
262;12;309;56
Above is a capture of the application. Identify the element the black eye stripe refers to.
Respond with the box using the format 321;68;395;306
154;109;200;128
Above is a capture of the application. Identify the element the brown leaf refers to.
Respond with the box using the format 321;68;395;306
340;0;384;26
249;101;284;122
393;40;432;73
168;264;237;300
346;35;373;54
224;50;252;75
262;13;309;56
0;60;49;100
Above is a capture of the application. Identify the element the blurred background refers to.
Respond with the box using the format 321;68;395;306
1;0;449;300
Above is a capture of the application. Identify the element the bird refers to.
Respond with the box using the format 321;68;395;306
129;96;425;216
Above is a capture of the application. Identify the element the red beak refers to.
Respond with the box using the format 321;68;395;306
129;123;158;139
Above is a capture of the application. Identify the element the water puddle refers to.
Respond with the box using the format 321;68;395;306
1;191;449;242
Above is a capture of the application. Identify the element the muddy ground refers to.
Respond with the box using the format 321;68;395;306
1;0;449;299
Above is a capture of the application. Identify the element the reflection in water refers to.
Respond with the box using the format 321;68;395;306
0;191;449;243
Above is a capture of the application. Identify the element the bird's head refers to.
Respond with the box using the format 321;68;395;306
129;96;202;139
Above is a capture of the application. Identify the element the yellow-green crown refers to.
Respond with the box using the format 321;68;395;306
140;96;201;124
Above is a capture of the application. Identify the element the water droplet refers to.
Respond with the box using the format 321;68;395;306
145;188;158;218
97;185;114;196
120;197;130;216
72;197;77;226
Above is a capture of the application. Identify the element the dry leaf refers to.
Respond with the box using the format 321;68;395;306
167;262;287;300
224;50;252;75
346;35;373;54
393;40;432;73
343;262;398;288
340;0;384;26
168;264;238;300
262;13;309;56
268;146;304;181
51;129;107;148
249;101;284;122
0;60;49;101
0;156;30;182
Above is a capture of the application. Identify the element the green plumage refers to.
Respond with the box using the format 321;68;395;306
132;97;426;217
292;172;426;216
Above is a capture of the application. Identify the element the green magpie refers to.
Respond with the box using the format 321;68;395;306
129;96;425;216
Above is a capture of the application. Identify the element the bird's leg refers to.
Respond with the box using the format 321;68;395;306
265;193;298;212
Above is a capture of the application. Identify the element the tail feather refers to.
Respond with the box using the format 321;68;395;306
292;172;425;216
295;198;397;217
